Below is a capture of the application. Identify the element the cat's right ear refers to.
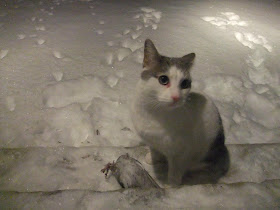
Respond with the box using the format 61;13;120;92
143;39;160;69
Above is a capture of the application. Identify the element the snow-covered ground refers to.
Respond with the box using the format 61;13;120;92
0;0;279;208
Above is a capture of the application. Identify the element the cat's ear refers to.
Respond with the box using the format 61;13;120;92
180;53;196;70
143;39;160;69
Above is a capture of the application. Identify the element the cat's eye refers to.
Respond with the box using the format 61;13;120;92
158;75;169;85
181;79;191;89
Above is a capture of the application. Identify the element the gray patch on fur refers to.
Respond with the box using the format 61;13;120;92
142;39;195;80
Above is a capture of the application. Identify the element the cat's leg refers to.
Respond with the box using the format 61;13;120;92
145;148;166;165
167;157;186;186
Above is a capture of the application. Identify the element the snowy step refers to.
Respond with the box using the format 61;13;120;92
0;180;279;209
0;144;280;192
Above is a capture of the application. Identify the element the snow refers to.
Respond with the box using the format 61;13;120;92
42;76;111;108
5;96;16;111
0;49;9;59
52;71;63;81
37;38;45;45
0;0;279;208
0;145;279;192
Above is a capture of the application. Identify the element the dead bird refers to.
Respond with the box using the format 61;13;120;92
101;153;160;189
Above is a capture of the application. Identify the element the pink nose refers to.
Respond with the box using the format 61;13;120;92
172;96;180;102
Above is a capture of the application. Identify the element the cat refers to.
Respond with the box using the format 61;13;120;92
130;39;229;186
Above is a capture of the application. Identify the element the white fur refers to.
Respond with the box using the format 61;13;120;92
157;66;190;105
130;66;221;185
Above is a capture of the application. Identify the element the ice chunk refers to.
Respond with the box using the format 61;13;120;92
234;32;243;42
140;7;155;13
244;92;280;129
5;96;16;111
106;75;119;88
17;34;26;40
133;14;141;19
29;34;37;38
123;29;130;35
0;49;9;59
42;76;111;108
201;17;216;22
131;31;142;39
107;41;114;46
135;25;142;30
96;30;104;35
37;39;45;45
151;11;162;20
133;50;144;64
52;71;63;81
104;52;114;65
228;14;240;21
263;44;272;52
35;26;46;31
121;38;142;52
117;48;131;61
53;51;63;58
255;86;269;94
237;21;248;26
152;24;158;30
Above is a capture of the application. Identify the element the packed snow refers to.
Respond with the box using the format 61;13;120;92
0;0;279;208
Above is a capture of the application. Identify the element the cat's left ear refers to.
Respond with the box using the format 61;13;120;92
182;53;195;64
181;53;196;70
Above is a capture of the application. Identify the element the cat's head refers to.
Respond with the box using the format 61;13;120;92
139;39;195;109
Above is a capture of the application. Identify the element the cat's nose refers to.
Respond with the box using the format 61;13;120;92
172;95;180;102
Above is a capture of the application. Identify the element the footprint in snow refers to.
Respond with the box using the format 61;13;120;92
122;29;130;35
107;41;114;47
96;30;104;35
52;71;63;81
0;49;9;59
29;34;37;38
117;48;131;61
37;39;45;45
106;75;119;88
36;26;46;31
135;25;142;31
131;31;142;39
53;51;63;59
103;52;114;65
17;34;26;40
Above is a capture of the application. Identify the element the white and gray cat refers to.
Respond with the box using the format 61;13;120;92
131;39;229;185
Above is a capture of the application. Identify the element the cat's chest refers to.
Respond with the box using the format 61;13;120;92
138;108;196;137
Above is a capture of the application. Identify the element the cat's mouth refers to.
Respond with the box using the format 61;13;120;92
168;100;183;108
